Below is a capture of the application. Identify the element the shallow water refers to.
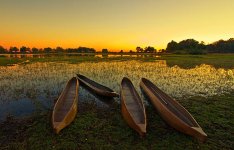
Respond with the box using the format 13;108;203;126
0;58;233;121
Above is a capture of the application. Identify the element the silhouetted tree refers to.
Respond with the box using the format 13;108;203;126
102;49;108;53
44;47;52;53
9;47;19;53
178;39;199;50
207;38;234;53
144;46;156;53
88;48;96;53
161;49;166;53
20;46;30;53
158;49;166;53
0;46;7;53
166;40;178;52
55;47;64;53
76;47;96;53
198;41;206;50
136;47;143;53
66;48;75;53
38;48;43;53
20;46;26;53
166;39;206;54
32;47;39;53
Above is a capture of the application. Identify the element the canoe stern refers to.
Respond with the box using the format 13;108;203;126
191;127;207;142
121;99;146;136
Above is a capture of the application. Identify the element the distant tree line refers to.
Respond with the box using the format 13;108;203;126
0;46;96;54
166;38;234;54
136;46;156;53
206;38;234;53
0;38;233;54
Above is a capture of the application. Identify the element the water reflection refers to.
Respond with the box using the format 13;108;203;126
0;98;35;120
5;54;41;58
1;53;161;59
0;86;116;121
96;54;160;58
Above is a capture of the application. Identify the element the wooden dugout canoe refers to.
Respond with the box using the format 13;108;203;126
140;78;207;142
52;77;79;134
77;74;119;97
121;77;146;136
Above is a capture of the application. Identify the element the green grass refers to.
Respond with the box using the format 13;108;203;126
0;55;147;66
160;54;234;68
0;54;233;149
1;94;233;150
1;54;234;69
0;57;24;66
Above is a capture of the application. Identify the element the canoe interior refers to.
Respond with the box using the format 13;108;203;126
141;78;198;127
122;78;145;124
54;78;77;122
77;74;114;92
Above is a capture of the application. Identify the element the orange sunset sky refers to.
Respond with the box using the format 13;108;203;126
0;0;234;51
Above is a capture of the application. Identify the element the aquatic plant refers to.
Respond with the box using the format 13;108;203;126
0;61;233;103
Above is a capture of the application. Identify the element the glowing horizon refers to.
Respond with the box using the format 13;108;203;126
0;0;234;52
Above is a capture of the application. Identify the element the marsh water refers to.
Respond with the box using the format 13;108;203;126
0;54;234;121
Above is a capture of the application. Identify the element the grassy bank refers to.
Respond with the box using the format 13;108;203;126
161;54;234;68
1;54;234;69
0;56;24;66
1;93;233;150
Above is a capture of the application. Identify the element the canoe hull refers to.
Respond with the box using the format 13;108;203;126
53;101;77;134
52;77;79;134
121;77;146;136
77;74;119;97
140;78;207;142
